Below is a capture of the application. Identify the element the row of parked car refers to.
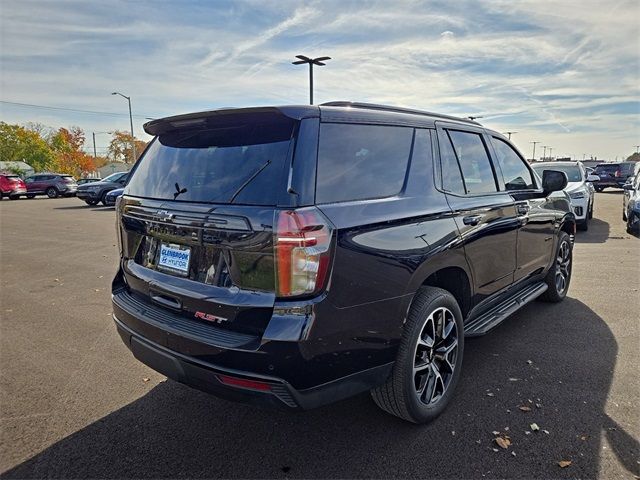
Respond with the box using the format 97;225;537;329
0;171;129;206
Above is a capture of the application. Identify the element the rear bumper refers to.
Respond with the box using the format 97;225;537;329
4;188;26;196
112;288;393;410
115;315;392;410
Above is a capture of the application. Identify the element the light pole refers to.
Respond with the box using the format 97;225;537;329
292;55;331;105
530;141;539;161
548;147;553;159
111;92;136;163
503;131;517;140
542;146;548;160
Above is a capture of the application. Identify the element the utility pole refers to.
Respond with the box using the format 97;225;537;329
503;131;517;140
530;141;539;161
292;55;331;105
111;92;136;162
548;147;553;159
92;132;97;158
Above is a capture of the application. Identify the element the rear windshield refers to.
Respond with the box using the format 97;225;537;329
126;114;296;205
532;164;582;182
595;164;620;173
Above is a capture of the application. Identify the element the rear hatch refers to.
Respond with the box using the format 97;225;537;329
595;164;621;180
117;109;299;337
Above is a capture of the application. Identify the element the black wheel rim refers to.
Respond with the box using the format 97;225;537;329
555;239;571;294
413;307;458;405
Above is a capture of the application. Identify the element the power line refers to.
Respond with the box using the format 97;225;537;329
0;100;154;119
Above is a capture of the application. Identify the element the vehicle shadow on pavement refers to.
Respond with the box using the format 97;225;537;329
574;218;610;244
3;299;638;479
53;205;101;210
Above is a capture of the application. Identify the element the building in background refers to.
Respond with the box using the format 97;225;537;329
0;161;35;178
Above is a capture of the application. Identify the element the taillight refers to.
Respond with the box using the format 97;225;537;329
274;207;334;298
615;170;620;177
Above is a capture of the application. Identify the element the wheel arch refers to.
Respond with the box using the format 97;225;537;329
402;251;474;322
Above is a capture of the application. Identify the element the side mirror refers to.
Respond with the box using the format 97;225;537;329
542;170;568;195
587;174;600;182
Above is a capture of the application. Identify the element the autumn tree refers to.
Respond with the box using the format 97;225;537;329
108;130;147;163
0;122;55;171
48;127;96;177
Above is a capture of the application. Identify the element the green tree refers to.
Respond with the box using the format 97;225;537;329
0;122;55;171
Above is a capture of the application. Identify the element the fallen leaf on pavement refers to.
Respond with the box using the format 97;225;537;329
519;406;531;412
511;451;516;457
143;378;150;382
495;437;511;449
492;431;500;435
558;460;572;468
530;423;540;431
487;392;495;397
526;360;533;364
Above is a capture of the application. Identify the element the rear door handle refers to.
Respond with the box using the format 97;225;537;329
462;215;482;226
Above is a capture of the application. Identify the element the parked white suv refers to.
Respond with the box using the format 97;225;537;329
532;161;599;231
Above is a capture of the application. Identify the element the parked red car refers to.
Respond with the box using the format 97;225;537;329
0;174;27;200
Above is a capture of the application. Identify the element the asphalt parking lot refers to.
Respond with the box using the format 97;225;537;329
1;193;638;479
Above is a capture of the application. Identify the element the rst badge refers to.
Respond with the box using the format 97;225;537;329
194;311;228;324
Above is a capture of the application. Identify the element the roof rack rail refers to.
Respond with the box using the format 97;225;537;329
320;101;479;125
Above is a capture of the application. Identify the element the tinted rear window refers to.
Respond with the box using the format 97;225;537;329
126;114;296;205
595;164;619;173
316;123;413;203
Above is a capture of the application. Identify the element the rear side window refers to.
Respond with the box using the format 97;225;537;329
316;124;413;203
126;113;296;205
491;137;535;190
439;132;466;195
441;130;497;194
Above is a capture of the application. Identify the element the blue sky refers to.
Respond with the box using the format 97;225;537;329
1;0;638;160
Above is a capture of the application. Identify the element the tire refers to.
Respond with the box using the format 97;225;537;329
46;187;58;199
371;286;464;424
85;199;99;206
588;202;593;219
101;191;110;206
9;195;19;200
26;194;35;199
595;186;603;192
623;211;627;222
540;231;572;303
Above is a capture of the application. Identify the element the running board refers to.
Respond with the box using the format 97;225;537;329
464;282;548;337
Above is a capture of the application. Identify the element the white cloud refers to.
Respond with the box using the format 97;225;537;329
0;0;638;159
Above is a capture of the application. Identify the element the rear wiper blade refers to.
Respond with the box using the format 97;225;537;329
228;159;271;203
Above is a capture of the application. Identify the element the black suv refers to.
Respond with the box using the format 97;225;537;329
593;162;638;191
112;102;575;423
76;171;129;205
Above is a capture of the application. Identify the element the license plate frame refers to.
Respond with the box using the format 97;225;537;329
157;243;191;276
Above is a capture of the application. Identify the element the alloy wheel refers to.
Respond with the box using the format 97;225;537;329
555;240;571;294
413;307;458;405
